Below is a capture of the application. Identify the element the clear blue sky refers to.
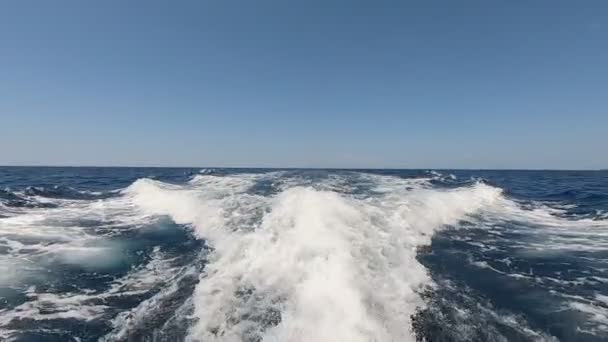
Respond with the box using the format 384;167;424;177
1;0;606;169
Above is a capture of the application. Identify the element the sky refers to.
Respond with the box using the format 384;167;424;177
1;0;607;169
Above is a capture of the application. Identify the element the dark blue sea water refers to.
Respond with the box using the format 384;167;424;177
1;167;607;342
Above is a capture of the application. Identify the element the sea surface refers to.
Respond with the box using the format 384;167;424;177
0;167;607;342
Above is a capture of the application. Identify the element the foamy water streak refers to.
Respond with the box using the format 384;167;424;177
0;190;150;287
126;173;502;341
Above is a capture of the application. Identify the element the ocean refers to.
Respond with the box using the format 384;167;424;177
0;167;607;342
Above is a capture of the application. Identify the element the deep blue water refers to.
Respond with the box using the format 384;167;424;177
0;167;607;341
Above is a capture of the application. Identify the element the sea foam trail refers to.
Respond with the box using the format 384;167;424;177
126;174;502;341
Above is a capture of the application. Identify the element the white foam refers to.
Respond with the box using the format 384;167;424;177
0;291;109;326
124;173;502;341
568;301;608;333
101;262;198;341
596;294;608;306
0;246;181;331
460;190;608;253
0;183;164;287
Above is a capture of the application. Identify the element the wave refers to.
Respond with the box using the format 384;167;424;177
0;247;187;335
0;189;57;209
23;185;116;200
418;181;608;339
0;185;155;288
426;170;458;182
0;185;118;217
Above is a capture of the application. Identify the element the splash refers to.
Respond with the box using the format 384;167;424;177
125;173;502;341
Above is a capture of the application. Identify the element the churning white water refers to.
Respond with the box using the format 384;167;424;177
124;173;502;341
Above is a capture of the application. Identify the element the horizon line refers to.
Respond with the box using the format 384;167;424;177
0;164;605;172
